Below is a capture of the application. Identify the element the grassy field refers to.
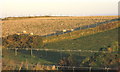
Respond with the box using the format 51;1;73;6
2;16;119;70
2;26;119;69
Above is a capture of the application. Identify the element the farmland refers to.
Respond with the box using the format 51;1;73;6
1;16;120;71
2;16;118;37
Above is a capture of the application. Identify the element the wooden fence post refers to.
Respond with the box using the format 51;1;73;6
15;48;18;56
89;67;92;72
31;48;33;56
73;67;75;72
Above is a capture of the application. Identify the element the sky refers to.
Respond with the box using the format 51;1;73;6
0;0;119;18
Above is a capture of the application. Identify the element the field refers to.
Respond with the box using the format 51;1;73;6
1;16;120;71
2;16;118;37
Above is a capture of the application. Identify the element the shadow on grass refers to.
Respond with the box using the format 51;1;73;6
15;49;86;65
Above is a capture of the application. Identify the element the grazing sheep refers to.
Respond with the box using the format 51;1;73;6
16;32;21;35
23;30;27;34
30;33;34;35
71;29;74;31
61;23;64;25
63;29;67;32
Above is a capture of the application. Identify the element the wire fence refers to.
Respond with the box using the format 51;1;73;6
5;48;119;57
3;48;119;70
42;18;119;37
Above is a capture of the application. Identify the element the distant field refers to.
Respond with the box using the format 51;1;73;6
2;16;118;37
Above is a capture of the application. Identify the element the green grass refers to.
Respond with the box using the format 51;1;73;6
45;27;119;50
2;27;119;68
2;48;53;66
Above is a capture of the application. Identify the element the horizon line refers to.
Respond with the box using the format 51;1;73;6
0;14;119;18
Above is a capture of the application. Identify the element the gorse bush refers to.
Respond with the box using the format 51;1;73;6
2;34;43;48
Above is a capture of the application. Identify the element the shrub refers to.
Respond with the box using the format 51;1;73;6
2;34;43;49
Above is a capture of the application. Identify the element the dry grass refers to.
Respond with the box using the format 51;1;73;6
2;16;118;37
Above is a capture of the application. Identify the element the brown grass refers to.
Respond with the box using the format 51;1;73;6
2;16;118;37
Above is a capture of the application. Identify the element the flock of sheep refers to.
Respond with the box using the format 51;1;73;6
17;29;74;36
16;30;34;35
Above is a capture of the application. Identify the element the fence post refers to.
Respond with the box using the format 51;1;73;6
31;48;33;56
89;67;92;72
88;25;89;28
45;49;48;57
80;27;81;30
95;23;97;27
15;48;18;56
73;66;75;72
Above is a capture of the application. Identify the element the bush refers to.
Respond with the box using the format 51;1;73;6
58;55;77;66
2;34;43;48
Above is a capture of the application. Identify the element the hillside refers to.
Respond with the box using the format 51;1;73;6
2;27;119;70
45;27;118;50
2;16;119;70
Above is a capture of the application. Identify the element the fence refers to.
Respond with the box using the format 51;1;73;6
42;18;119;37
6;48;119;56
3;47;119;70
2;18;120;71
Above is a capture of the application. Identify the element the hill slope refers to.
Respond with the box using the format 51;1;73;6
2;27;119;70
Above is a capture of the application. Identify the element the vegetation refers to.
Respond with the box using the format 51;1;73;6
2;27;119;70
58;54;78;66
43;20;118;43
2;34;43;48
81;47;119;68
2;16;119;70
44;26;119;50
2;16;118;37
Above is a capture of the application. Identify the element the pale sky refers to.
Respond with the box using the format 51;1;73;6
0;0;119;18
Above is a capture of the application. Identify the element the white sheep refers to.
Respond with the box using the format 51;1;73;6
71;29;74;31
30;32;34;35
63;29;67;32
16;32;21;35
23;30;27;34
